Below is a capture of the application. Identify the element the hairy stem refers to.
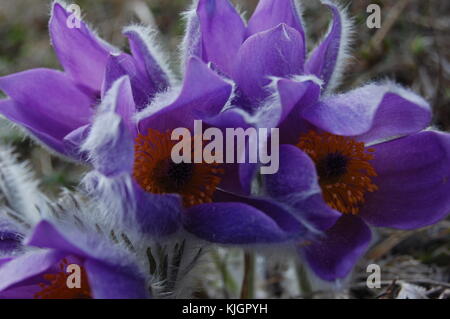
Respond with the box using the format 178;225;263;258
211;249;238;298
297;264;313;298
240;252;255;299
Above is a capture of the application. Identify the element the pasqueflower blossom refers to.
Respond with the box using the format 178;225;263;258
82;66;334;244
266;128;450;281
181;0;352;194
0;220;149;299
0;1;172;159
0;0;447;286
185;0;328;106
186;0;450;281
0;0;336;249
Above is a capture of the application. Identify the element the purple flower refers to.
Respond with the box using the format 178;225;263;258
81;56;332;244
0;220;149;299
0;0;332;249
0;1;171;159
0;0;446;285
187;0;450;281
266;128;450;281
181;0;351;193
184;0;334;105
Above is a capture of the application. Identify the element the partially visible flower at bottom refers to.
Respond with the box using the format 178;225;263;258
0;220;149;299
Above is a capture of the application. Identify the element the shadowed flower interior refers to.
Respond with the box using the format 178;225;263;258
133;129;223;207
0;230;22;252
34;258;91;299
297;131;378;215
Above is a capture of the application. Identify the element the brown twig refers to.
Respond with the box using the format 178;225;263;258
366;231;413;260
240;252;255;299
370;0;410;52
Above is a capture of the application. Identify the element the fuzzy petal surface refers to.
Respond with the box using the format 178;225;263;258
301;83;431;143
247;0;306;55
50;2;114;93
197;0;246;76
233;24;305;103
302;215;372;281
360;131;450;229
138;57;232;133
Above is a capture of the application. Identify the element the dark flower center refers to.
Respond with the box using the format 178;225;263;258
297;131;378;215
133;129;223;207
154;161;195;193
0;231;22;252
316;152;349;183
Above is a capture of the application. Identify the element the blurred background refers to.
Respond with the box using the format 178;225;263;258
0;0;448;298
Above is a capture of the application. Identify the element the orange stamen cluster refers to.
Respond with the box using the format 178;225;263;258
34;258;91;299
133;129;223;207
297;131;378;215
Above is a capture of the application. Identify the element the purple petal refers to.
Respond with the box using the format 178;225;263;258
197;0;246;75
0;100;68;154
138;57;232;133
180;4;203;69
83;77;135;176
277;76;321;125
264;145;341;231
214;190;309;239
50;2;114;93
202;107;265;196
275;76;322;144
301;83;431;143
133;182;182;237
302;215;372;281
264;145;320;198
0;284;41;299
292;194;341;233
202;107;255;194
26;221;89;258
238;161;258;196
108;77;135;132
84;259;149;299
304;1;351;92
360;131;450;229
0;250;65;292
123;26;171;101
184;202;292;244
0;258;12;268
203;107;252;129
247;0;306;55
87;120;133;177
63;124;91;161
233;24;305;102
202;105;277;195
102;53;154;109
0;69;93;154
27;221;137;273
